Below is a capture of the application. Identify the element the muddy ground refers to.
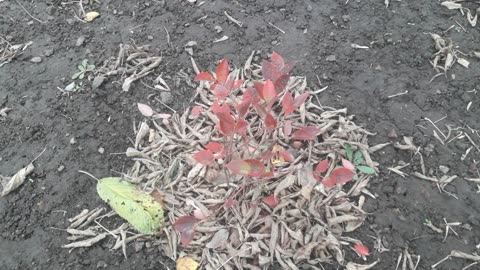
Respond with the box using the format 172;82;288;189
1;0;480;269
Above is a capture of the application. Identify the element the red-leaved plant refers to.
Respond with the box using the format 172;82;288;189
173;52;357;246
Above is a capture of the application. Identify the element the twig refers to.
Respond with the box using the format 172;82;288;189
164;26;171;47
31;146;47;163
268;22;286;34
78;170;99;182
224;11;243;27
388;90;408;99
15;0;46;24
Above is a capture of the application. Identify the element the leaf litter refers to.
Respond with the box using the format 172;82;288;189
64;52;380;268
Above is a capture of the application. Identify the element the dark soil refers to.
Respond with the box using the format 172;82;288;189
1;0;480;269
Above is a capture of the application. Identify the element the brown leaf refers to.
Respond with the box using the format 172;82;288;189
206;229;229;249
1;163;34;196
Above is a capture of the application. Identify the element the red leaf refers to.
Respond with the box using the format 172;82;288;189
191;106;202;116
204;142;222;153
329;167;355;185
283;121;292;136
264;112;277;130
315;159;329;174
353;244;369;257
282;61;296;75
194;72;214;81
192;150;214;166
270;51;285;70
263;80;276;103
235;119;248;135
261;60;280;81
226;159;266;177
291;126;321;140
173;215;200;247
213;84;229;100
293;93;309;107
260;150;275;161
342;159;355;171
254;103;267;119
281;91;294;116
225;197;234;208
274;74;289;94
262;194;279;207
253;81;265;100
279;150;295;162
321;175;336;188
217;114;236;136
216;58;229;84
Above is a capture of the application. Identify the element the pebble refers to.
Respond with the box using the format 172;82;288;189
96;261;108;268
326;55;336;62
147;35;153;40
44;48;54;57
439;165;449;174
30;57;42;63
134;241;144;252
98;147;105;154
76;36;85;47
214;25;223;33
307;4;313;12
271;40;278;45
70;137;76;144
57;165;65;172
159;91;173;104
342;15;351;22
92;76;105;90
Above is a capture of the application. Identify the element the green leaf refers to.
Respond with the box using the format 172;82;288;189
79;73;85;80
72;72;82;80
87;64;95;71
78;65;85;71
82;59;88;67
96;177;164;234
357;166;376;175
344;143;353;161
353;151;364;165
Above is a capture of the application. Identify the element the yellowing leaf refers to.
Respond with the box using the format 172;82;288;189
96;177;163;234
84;11;100;22
176;257;199;270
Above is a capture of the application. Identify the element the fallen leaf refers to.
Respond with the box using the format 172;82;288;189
279;150;295;162
84;11;100;22
441;1;462;10
176;257;199;270
264;112;277;130
293;92;309;107
357;166;376;175
173;215;200;247
457;58;470;68
96;177;164;234
226;159;266;177
137;103;154;117
1;163;34;196
354;244;369;257
346;260;379;270
262;194;279;207
206;229;229;249
283;121;292;136
291;126;321;140
281;91;294;116
315;159;329;174
262;80;276;103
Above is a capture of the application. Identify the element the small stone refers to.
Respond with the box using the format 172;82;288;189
185;41;197;47
92;76;105;89
436;89;442;94
30;57;42;63
271;40;278;45
134;241;144;252
66;18;74;25
70;137;76;144
159;91;173;104
76;36;85;47
96;261;108;268
326;55;336;62
214;25;223;33
98;147;105;154
388;129;398;138
439;165;449;174
113;9;117;15
44;48;54;57
147;35;153;40
307;4;313;12
57;165;65;172
145;242;152;248
342;15;351;22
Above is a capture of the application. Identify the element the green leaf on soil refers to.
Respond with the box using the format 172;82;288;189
79;73;85;80
78;65;85;71
344;143;353;161
96;177;164;234
72;72;82;80
353;151;364;165
357;166;376;175
87;64;95;71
